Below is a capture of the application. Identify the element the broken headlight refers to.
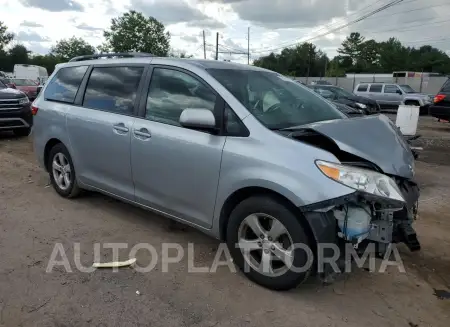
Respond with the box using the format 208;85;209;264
316;160;405;203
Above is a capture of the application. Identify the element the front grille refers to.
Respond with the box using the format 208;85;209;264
0;119;25;128
0;98;22;110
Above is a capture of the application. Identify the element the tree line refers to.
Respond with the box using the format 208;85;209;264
253;32;450;77
0;11;184;75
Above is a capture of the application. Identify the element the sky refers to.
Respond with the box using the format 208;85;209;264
1;0;449;63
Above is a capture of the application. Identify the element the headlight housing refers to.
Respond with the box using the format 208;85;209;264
18;97;29;105
316;160;405;203
355;102;367;109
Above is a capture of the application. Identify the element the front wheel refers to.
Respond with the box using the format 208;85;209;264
226;196;314;291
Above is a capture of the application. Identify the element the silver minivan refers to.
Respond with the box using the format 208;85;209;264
33;53;420;290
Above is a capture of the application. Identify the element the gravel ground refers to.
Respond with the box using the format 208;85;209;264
0;116;449;327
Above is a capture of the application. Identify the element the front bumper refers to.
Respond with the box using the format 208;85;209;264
301;178;420;252
0;104;33;130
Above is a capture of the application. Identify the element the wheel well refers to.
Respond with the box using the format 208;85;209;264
219;187;315;246
44;138;62;171
404;100;420;106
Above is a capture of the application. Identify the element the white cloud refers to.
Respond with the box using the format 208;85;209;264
0;0;448;62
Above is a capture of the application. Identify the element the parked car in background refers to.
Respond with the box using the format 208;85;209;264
10;78;39;100
13;64;48;84
429;77;450;121
33;53;420;291
0;80;33;136
308;84;380;114
0;78;16;89
332;102;365;117
310;80;332;85
353;83;432;114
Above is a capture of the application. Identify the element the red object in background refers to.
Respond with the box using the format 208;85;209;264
7;83;16;89
31;105;38;115
434;94;447;104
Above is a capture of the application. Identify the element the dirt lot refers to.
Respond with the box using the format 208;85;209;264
1;116;449;327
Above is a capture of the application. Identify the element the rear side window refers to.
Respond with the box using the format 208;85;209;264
441;79;450;93
357;84;368;92
384;85;399;93
369;84;383;93
83;66;144;115
44;66;88;103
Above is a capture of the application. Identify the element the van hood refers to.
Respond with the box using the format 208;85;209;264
282;114;415;179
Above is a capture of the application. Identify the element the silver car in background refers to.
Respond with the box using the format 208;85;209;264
32;53;420;290
354;82;432;113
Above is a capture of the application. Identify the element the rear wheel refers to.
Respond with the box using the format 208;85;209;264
48;143;81;198
13;127;31;137
226;196;314;291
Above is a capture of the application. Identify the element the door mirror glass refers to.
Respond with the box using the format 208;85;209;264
180;109;216;130
396;89;403;95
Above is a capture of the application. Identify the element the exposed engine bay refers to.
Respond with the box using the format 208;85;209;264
279;120;421;256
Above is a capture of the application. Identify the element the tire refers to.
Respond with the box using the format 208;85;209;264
13;127;31;137
48;143;81;198
226;195;313;291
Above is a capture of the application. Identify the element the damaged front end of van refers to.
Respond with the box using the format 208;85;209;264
281;114;420;275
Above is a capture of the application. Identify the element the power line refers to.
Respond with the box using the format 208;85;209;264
367;18;450;35
363;1;449;21
251;0;405;54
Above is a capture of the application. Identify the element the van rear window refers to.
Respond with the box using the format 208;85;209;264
44;66;88;103
441;79;450;93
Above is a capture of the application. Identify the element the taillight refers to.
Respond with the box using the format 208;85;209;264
31;105;38;115
434;94;446;103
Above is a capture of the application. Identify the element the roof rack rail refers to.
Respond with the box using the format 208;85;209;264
69;52;154;62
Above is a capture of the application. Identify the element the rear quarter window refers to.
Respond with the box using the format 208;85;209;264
369;84;383;93
357;84;368;92
44;66;88;103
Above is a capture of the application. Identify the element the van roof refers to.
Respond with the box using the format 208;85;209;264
60;55;267;72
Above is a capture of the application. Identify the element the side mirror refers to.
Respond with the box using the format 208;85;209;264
179;108;217;131
396;90;402;95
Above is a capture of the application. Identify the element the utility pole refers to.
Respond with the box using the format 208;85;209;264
247;27;250;65
203;30;206;59
306;44;312;84
215;32;219;60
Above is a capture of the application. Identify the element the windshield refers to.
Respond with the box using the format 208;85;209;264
12;79;36;86
208;69;345;130
0;81;5;89
333;87;355;98
399;85;416;93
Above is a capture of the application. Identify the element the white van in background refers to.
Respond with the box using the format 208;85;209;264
13;64;48;84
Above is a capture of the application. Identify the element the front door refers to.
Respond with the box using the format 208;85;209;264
131;67;225;228
383;84;403;106
67;65;145;200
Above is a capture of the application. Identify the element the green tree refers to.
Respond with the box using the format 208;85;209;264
9;44;30;65
337;32;365;67
50;36;96;61
103;10;171;56
253;42;329;76
0;21;14;50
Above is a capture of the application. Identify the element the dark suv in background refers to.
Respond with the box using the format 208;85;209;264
308;84;380;115
429;78;450;121
0;80;33;136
